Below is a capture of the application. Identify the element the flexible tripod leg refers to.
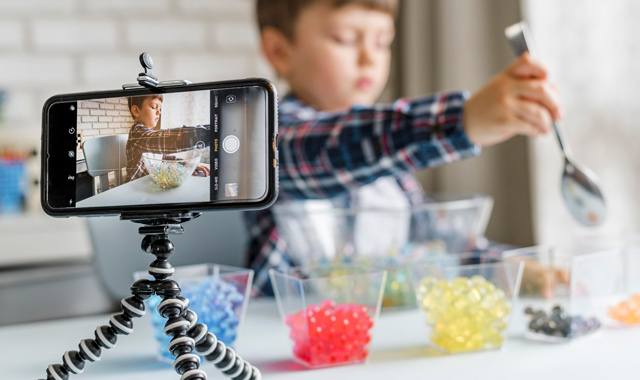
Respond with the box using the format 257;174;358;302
40;291;148;380
146;235;261;380
41;221;261;380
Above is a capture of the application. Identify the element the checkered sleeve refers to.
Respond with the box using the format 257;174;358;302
278;92;481;199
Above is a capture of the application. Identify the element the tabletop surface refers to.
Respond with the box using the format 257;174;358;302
1;298;638;380
77;164;210;207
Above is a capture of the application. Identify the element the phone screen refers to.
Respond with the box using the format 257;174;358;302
43;84;274;213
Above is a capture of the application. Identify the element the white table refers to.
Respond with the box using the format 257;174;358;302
77;165;210;207
1;299;638;380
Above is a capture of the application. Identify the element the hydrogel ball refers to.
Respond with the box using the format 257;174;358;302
416;275;511;353
285;300;374;367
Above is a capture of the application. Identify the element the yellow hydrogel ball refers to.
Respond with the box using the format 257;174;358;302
417;274;511;353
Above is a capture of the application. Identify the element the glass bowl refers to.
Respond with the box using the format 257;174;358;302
142;150;201;188
272;192;493;308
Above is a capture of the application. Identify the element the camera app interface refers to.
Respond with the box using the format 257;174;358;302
46;86;268;209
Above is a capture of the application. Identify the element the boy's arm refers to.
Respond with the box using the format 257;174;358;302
278;92;480;199
128;124;210;153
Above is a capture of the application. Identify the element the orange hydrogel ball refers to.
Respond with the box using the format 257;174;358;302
609;294;640;326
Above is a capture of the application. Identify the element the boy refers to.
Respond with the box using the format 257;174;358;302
126;95;211;182
247;0;563;295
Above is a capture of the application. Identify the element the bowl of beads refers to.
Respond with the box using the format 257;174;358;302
410;258;523;354
269;265;386;368
272;192;493;309
142;150;201;188
134;263;253;363
503;244;626;342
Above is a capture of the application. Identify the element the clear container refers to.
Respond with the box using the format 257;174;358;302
142;150;201;188
503;245;625;342
134;263;253;363
409;259;523;354
269;265;386;368
273;192;493;308
573;234;640;328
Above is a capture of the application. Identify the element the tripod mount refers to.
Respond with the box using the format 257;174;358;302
40;54;261;380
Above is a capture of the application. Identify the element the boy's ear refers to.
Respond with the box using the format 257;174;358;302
260;27;293;77
131;105;140;119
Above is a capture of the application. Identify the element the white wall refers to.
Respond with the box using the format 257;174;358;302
0;0;275;265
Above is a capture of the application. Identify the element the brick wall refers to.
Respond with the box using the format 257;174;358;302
0;0;277;144
78;98;132;138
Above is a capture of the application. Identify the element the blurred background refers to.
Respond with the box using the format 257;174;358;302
0;0;636;324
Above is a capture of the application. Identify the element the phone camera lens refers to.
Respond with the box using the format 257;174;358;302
226;94;236;103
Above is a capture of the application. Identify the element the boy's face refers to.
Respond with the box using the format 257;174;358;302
284;3;395;111
131;97;162;128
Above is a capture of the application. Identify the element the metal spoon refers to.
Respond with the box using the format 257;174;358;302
505;21;606;226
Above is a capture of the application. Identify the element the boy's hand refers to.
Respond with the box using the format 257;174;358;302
463;53;564;146
193;165;210;177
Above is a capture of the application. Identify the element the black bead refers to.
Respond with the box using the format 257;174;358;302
524;307;534;316
121;296;146;318
248;366;261;380
131;279;156;299
150;238;174;259
551;305;564;315
110;313;134;335
141;235;158;253
194;332;217;355
173;353;200;375
94;325;118;348
232;361;252;380
188;324;209;345
163;317;190;337
169;335;195;357
149;259;174;280
78;339;102;362
46;364;69;380
156;280;181;298
62;350;85;375
180;369;207;380
214;348;236;370
184;309;197;327
223;357;244;376
204;341;226;363
158;298;185;319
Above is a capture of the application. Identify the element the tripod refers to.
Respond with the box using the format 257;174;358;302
42;212;261;380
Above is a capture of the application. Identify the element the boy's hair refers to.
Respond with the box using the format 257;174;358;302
256;0;398;40
128;94;163;118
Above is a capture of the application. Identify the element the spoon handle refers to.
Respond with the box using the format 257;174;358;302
552;121;573;162
505;22;573;161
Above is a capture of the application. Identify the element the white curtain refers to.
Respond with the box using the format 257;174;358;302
523;0;640;243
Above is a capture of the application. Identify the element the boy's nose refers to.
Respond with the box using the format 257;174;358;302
358;46;374;67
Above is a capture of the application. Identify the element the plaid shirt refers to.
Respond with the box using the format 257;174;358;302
244;92;482;297
125;123;209;182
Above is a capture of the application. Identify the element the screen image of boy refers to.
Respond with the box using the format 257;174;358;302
65;86;268;208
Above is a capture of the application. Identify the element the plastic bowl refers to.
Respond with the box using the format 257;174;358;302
134;264;253;363
142;150;201;188
270;265;386;368
504;245;626;342
409;259;523;354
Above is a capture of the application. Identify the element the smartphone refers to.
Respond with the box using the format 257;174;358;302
41;78;278;217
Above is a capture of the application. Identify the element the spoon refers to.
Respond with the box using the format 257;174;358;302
505;21;606;226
